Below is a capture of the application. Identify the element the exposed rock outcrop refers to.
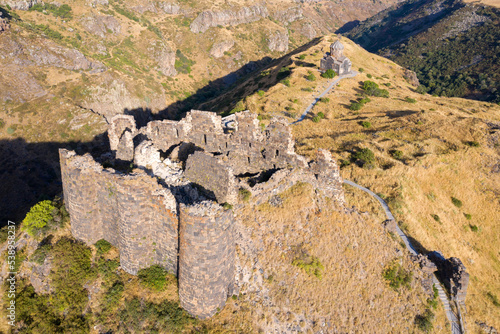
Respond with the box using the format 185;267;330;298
149;41;177;76
0;11;9;32
81;75;166;121
0;0;38;10
87;0;109;7
158;2;181;15
80;14;121;38
209;40;235;58
268;29;289;52
403;69;420;87
428;251;469;303
301;22;317;39
273;6;302;23
190;5;268;33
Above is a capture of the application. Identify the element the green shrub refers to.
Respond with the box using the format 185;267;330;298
257;90;265;97
96;239;113;254
362;81;389;97
305;72;316;81
319;97;330;103
317;112;325;119
31;244;52;265
312;116;321;123
30;4;73;19
321;69;336;79
405;97;417;103
22;200;56;236
352;148;375;165
50;237;96;311
382;261;412;291
349;102;363;111
97;258;120;283
430;214;440;223
292;254;324;279
104;281;124;308
391;150;403;160
464;213;472;220
281;79;291;87
487;292;500;307
359;97;371;104
7;127;15;134
451;197;463;208
138;265;171;291
415;309;435;333
416;85;428;94
358;68;365;72
469;224;479;232
361;121;371;128
298;54;306;60
174;49;195;74
118;297;195;332
465;141;480;147
366;74;372;78
239;188;251;202
301;87;313;92
222;202;233;210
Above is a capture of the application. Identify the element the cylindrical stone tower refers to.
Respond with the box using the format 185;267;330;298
178;201;235;319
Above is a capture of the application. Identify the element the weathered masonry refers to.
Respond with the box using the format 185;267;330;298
60;110;345;319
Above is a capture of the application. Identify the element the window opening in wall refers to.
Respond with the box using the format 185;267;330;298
276;149;280;157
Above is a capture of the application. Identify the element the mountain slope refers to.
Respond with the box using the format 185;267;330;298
210;34;500;332
342;0;500;102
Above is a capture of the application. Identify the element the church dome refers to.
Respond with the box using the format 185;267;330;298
330;40;344;50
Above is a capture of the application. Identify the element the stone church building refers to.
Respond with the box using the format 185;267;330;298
320;40;352;75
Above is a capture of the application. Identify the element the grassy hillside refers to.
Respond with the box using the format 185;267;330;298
213;34;500;332
0;182;441;333
0;0;402;223
343;0;500;103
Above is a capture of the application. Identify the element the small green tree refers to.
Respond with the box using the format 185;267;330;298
138;265;171;291
305;72;316;81
22;200;56;236
321;69;336;79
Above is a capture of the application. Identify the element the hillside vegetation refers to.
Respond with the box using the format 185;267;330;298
343;0;500;103
212;34;500;332
0;0;401;223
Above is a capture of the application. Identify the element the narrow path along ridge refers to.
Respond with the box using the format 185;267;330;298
292;71;358;124
343;179;463;334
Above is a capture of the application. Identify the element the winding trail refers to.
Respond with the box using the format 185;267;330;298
292;71;358;124
286;69;463;333
343;180;463;334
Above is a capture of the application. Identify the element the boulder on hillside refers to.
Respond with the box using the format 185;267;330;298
428;251;469;303
403;69;420;87
0;0;38;10
268;30;289;52
209;40;235;58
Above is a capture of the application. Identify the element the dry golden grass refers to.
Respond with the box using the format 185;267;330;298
243;35;500;332
464;0;500;7
231;182;444;333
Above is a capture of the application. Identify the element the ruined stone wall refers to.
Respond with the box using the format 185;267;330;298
60;150;104;244
185;151;237;204
59;149;179;275
178;201;235;319
134;110;307;175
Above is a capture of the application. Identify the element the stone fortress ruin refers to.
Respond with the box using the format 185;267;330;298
320;40;352;75
59;110;345;319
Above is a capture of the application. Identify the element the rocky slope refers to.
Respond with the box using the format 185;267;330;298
342;0;500;102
